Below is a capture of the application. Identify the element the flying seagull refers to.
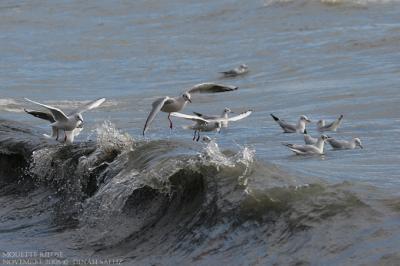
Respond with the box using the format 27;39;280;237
142;83;238;136
170;109;252;141
193;107;233;128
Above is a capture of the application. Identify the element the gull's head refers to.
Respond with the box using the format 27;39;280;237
75;113;84;124
240;64;248;70
300;115;311;123
317;120;325;127
223;107;232;114
182;92;192;103
320;134;329;141
354;138;363;149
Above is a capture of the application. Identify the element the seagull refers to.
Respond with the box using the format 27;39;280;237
283;135;329;155
142;83;238;136
270;114;311;133
220;64;249;77
193;107;233;128
24;98;105;143
24;108;83;141
317;115;343;132
303;129;318;145
170;110;252;141
327;137;363;150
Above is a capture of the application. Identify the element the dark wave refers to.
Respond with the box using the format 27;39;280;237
0;119;371;264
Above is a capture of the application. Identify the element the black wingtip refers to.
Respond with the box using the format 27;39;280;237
270;113;279;121
193;112;203;117
304;129;308;134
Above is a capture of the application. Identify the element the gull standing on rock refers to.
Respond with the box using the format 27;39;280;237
220;64;249;77
284;135;329;155
271;114;311;133
24;98;105;143
24;108;83;140
170;110;252;141
317;115;343;132
142;83;238;136
193;107;233;128
327;137;363;150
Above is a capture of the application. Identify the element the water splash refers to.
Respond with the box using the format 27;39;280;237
95;120;134;154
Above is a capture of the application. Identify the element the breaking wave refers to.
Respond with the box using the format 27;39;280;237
0;118;375;264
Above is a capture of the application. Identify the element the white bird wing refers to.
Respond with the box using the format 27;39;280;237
304;134;317;145
327;139;349;149
279;121;297;132
226;110;252;122
220;69;239;76
24;109;56;123
170;112;208;123
70;98;106;115
285;143;320;154
143;97;170;135
193;112;219;120
24;98;69;122
186;83;238;94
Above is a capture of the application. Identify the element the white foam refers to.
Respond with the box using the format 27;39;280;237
95;120;134;153
0;98;23;113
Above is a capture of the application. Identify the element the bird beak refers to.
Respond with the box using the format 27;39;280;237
359;144;363;149
187;98;192;103
306;119;311;123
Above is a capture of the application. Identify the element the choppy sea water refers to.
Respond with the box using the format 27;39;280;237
1;0;400;265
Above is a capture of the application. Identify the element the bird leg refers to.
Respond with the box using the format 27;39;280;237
196;131;201;142
64;130;67;142
193;130;197;141
56;129;59;141
168;113;173;129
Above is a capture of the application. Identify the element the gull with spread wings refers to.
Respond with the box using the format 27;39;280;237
24;108;83;141
170;109;252;141
142;83;238;136
193;107;233;128
24;98;105;143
